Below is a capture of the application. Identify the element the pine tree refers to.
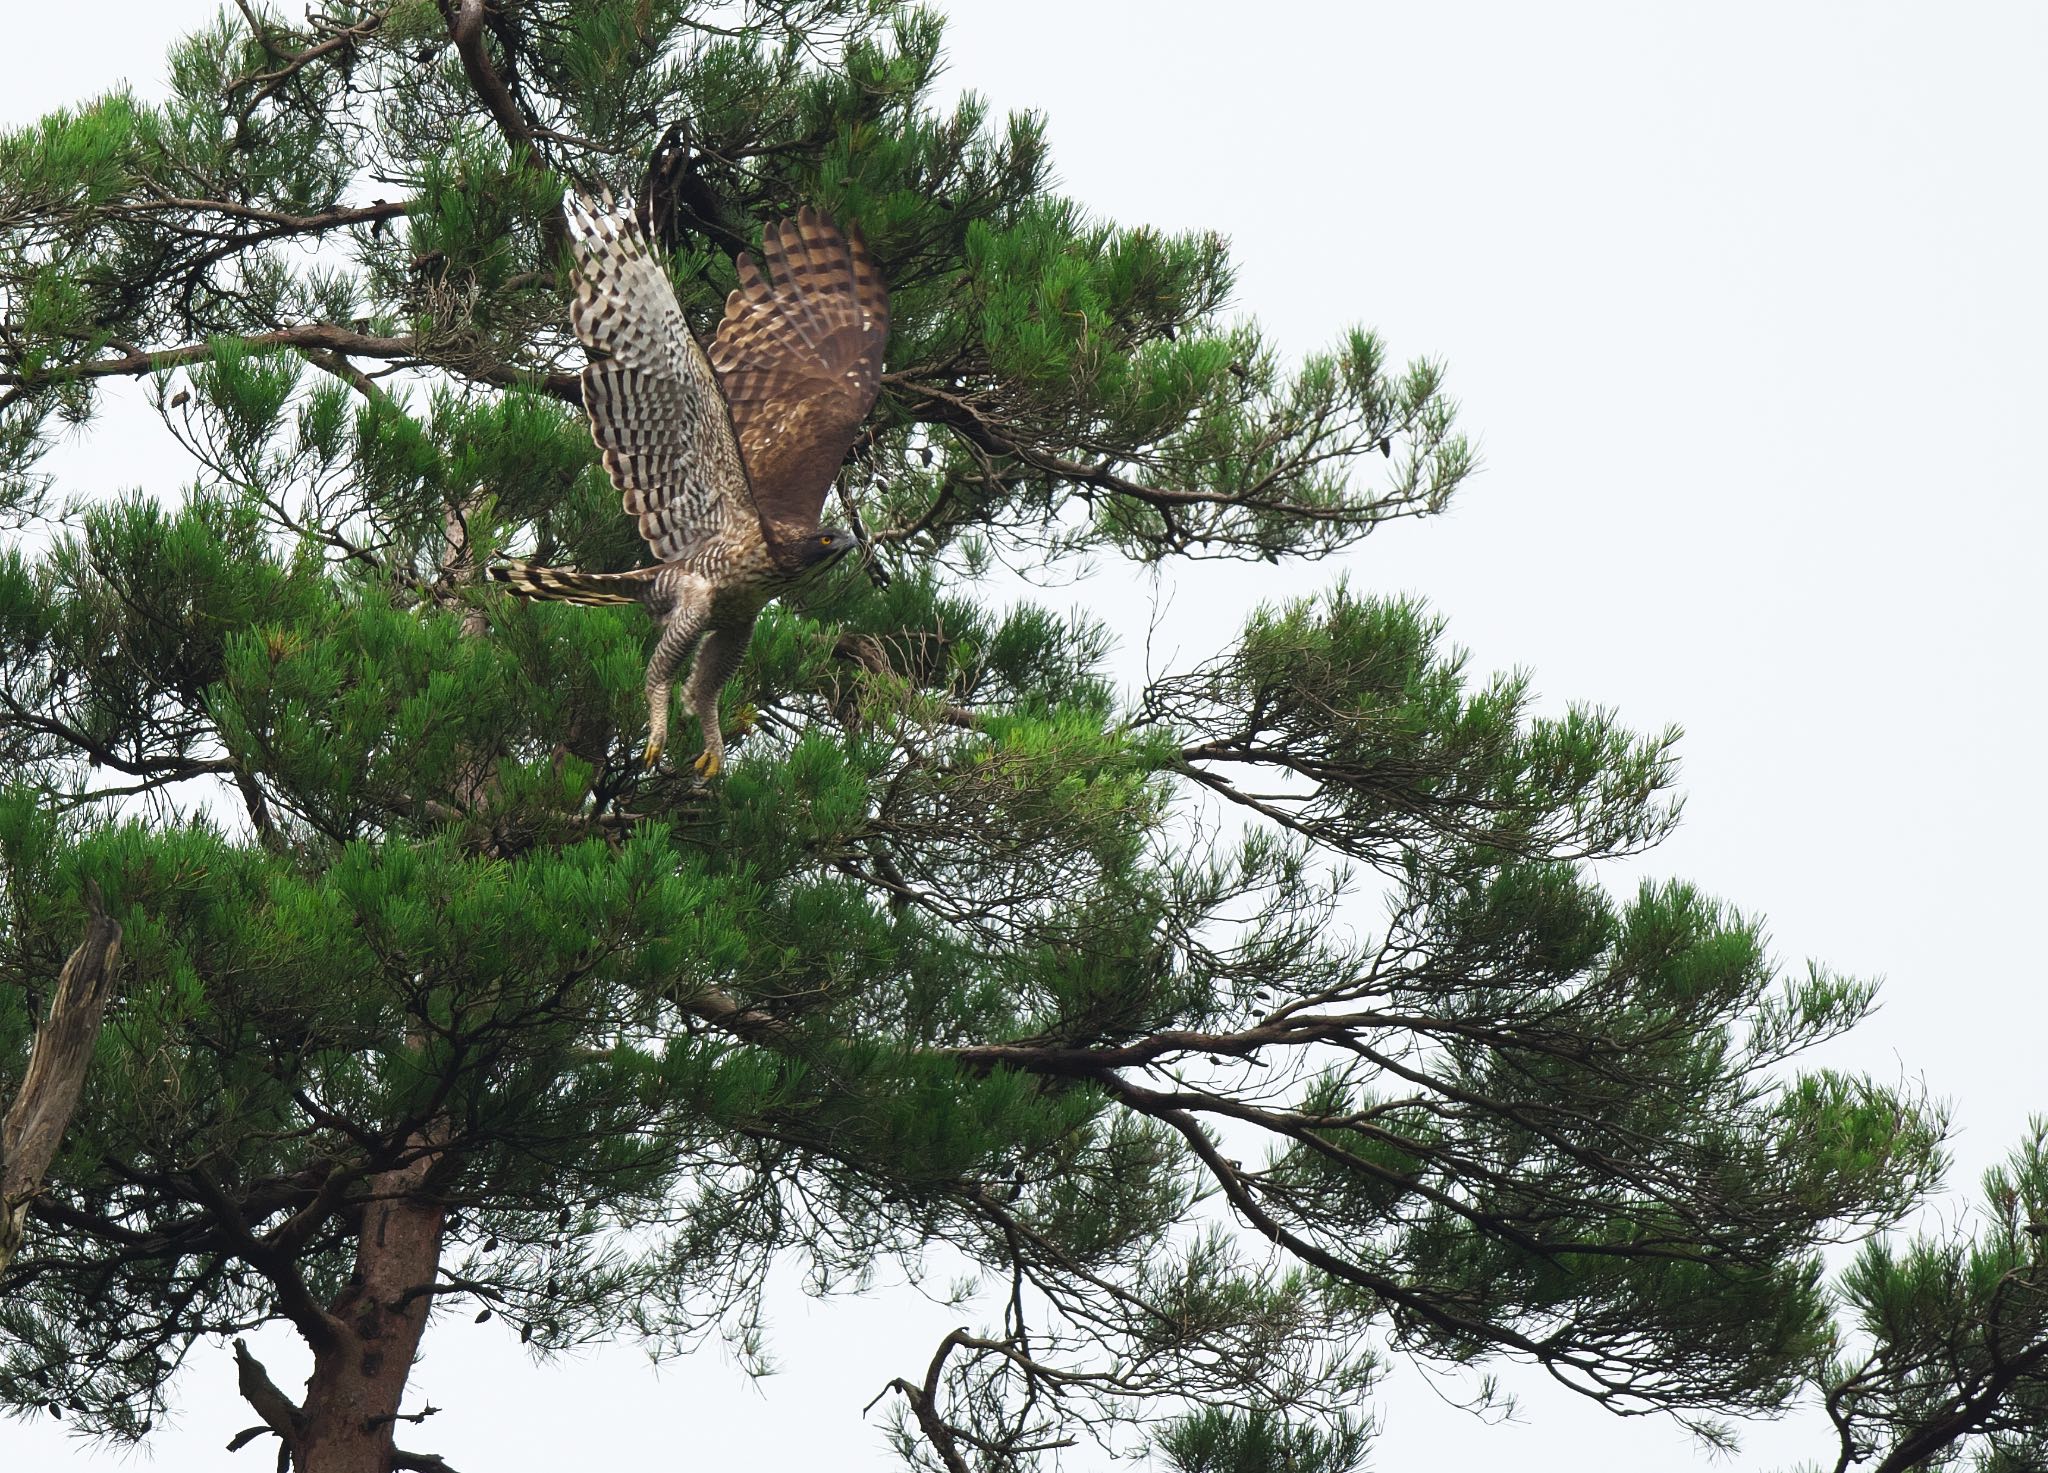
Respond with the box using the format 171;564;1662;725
0;5;2035;1472
1814;1126;2048;1473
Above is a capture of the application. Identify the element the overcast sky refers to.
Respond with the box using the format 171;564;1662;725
5;3;2045;1470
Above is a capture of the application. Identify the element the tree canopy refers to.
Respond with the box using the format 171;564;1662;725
0;5;2042;1473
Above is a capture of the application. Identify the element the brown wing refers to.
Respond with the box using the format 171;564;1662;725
563;191;758;562
708;207;889;548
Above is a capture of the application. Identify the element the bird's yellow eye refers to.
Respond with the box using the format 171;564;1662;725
819;534;831;545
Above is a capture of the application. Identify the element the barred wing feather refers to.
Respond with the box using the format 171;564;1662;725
564;191;757;561
709;207;889;548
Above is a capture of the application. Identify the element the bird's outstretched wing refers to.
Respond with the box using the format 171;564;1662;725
709;207;889;548
564;191;757;560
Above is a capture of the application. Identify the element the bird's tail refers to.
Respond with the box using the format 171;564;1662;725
486;561;648;606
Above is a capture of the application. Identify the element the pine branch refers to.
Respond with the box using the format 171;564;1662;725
226;6;392;101
228;1338;305;1461
642;119;755;260
879;1330;974;1473
444;0;542;162
439;0;563;254
184;1168;347;1356
0;324;578;402
899;378;1405;521
0;684;237;781
1861;1334;2048;1473
125;194;413;241
390;1451;463;1473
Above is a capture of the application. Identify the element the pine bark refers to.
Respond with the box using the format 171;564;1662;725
293;1127;450;1473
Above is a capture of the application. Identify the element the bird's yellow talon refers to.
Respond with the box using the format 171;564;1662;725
693;749;722;780
642;738;664;769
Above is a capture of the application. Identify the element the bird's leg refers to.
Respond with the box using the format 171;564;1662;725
682;615;759;783
644;587;712;769
644;686;671;769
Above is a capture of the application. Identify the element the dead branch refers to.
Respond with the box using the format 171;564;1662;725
1;884;124;1278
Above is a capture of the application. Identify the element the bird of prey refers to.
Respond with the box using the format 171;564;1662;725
489;191;889;778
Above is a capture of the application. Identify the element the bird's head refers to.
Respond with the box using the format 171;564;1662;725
797;526;861;571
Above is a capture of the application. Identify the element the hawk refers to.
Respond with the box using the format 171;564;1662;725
489;191;889;778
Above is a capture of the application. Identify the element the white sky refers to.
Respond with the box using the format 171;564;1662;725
4;3;2045;1470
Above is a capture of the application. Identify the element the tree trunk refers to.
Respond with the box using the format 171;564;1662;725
296;1126;449;1473
1;888;122;1279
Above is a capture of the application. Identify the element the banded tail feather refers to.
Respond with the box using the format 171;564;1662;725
487;561;650;606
